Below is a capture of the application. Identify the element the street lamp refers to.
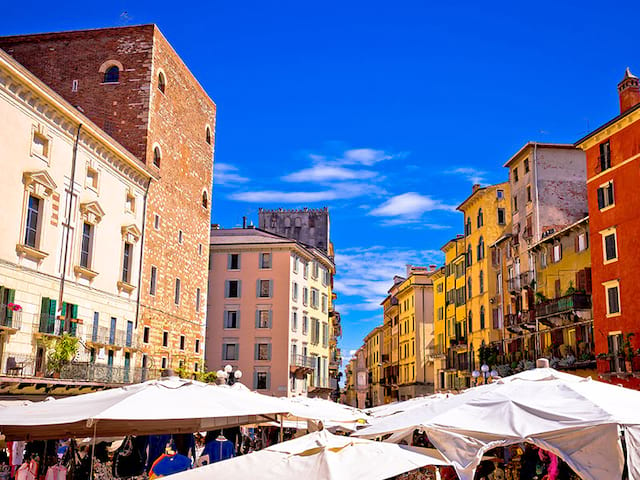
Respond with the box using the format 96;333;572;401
472;364;498;385
216;364;243;386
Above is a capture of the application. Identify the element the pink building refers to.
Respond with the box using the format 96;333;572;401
206;227;335;397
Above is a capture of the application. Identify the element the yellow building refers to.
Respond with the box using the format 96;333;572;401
432;267;447;390
381;278;401;403
439;237;469;390
458;183;511;378
364;325;384;406
530;217;594;374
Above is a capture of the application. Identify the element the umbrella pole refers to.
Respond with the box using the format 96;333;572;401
89;420;97;480
279;415;284;443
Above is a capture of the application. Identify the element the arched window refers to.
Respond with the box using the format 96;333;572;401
466;217;471;236
205;126;212;145
158;72;166;93
202;190;208;209
103;66;119;83
477;208;484;228
477;236;485;260
479;270;484;293
480;306;486;329
153;146;161;168
468;312;473;333
467;245;472;266
467;277;472;300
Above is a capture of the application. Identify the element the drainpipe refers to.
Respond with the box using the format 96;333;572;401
135;177;152;329
58;123;82;322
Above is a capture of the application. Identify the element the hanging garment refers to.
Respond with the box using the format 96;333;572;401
15;461;37;480
146;435;171;471
11;441;25;466
197;439;235;466
44;465;67;480
92;459;115;480
113;436;148;478
148;453;191;478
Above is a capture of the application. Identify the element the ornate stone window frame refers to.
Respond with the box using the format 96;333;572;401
73;201;105;281
117;224;142;294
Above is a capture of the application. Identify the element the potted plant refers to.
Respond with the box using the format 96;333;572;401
622;333;636;373
45;333;79;378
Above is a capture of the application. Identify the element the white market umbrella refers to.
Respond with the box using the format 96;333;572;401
365;394;447;420
0;377;289;440
280;396;369;427
167;429;449;480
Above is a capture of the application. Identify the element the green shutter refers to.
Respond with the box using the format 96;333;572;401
71;303;78;319
61;302;67;317
49;298;57;316
6;289;15;322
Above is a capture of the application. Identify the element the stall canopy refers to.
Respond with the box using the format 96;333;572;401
279;396;369;430
0;376;289;440
359;366;640;480
167;429;449;480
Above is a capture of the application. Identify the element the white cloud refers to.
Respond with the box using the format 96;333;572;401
369;192;456;220
445;167;487;185
229;182;376;203
214;163;250;185
338;148;394;166
333;246;443;314
282;165;377;183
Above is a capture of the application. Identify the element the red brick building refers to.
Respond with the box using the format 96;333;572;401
575;68;640;388
0;25;216;374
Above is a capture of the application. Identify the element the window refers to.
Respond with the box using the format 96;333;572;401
477;209;483;228
198;243;203;256
86;167;99;190
205;126;212;145
224;310;238;329
125;192;136;213
513;196;518;212
103;66;119;83
311;318;320;344
599;141;611;171
302;287;309;306
258;310;271;329
174;278;181;305
228;254;240;270
162;331;169;347
513;167;519;182
260;253;272;269
467;277;472;299
180;335;185;350
597;181;615;210
577;233;588;252
154;214;161;230
467;245;472;266
153;147;161;168
602;230;618;263
122;242;132;283
477;236;485;260
202;191;208;209
466;217;472;236
178;230;183;244
257;279;272;298
526;185;532;203
158;72;166;93
223;343;238;361
196;288;201;312
479;270;484;293
255;371;268;390
195;339;200;353
552;243;562;263
72;79;79;92
256;343;271;361
291;311;298;331
322;322;329;348
25;195;41;248
322;268;330;286
604;281;620;316
161;357;167;369
311;288;319;309
303;262;309;279
303;315;309;335
150;266;157;295
497;208;506;225
312;261;319;279
80;222;93;269
497;189;504;200
468;312;473;333
292;282;298;301
524;159;530;173
225;280;241;298
292;256;299;273
321;294;328;314
143;326;150;344
480;306;486;329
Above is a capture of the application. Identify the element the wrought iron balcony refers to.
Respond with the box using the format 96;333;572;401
0;304;22;331
535;293;591;319
38;313;79;337
290;354;315;373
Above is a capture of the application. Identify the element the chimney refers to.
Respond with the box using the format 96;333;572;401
406;264;412;277
211;223;220;230
429;264;437;272
242;216;247;229
472;183;481;193
618;67;640;113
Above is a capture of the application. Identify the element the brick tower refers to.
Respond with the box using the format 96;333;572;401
0;25;216;374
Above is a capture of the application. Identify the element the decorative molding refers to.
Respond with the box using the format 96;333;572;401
79;201;105;225
23;170;57;198
121;224;142;243
117;280;136;295
74;265;99;281
16;243;48;262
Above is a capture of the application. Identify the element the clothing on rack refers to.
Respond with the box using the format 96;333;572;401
11;441;25;467
197;438;235;466
44;465;67;480
15;460;38;480
148;453;191;478
145;435;171;472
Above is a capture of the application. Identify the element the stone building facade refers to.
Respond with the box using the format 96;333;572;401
0;25;217;374
259;208;330;254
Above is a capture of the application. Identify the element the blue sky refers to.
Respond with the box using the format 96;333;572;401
3;0;639;366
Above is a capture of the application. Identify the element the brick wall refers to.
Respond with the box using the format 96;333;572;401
0;25;216;372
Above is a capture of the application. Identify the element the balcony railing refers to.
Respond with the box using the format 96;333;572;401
507;277;521;292
535;293;592;318
291;354;315;369
38;314;78;337
86;328;138;349
0;304;22;330
505;311;536;330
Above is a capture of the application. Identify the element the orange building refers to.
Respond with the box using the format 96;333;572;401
575;68;640;388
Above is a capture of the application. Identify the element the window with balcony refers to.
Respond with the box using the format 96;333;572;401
599;141;611;172
224;310;239;329
597;181;615;210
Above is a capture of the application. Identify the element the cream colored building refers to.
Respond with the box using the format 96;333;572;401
0;49;153;393
207;227;334;397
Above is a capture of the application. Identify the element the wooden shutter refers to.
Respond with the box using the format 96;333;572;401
585;268;592;294
597;188;604;209
256;280;261;298
555;279;561;298
268;310;273;329
574;235;580;252
236;310;240;329
254;344;259;361
6;289;15;322
576;270;586;291
266;372;271;390
255;310;260;328
267;344;272;360
253;372;258;389
269;280;273;298
608;183;615;205
71;303;78;319
224;281;229;298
